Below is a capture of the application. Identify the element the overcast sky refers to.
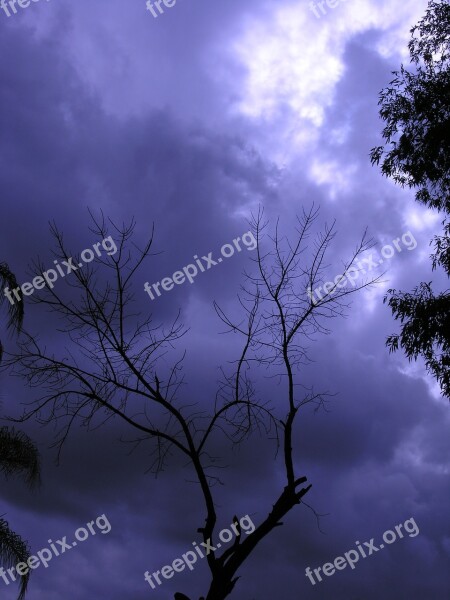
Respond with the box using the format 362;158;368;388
1;0;449;599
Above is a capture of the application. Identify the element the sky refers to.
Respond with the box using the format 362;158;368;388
0;0;449;599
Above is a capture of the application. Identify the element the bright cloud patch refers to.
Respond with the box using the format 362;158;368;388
230;0;429;131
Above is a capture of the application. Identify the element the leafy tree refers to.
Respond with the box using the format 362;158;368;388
370;0;450;398
5;210;379;600
0;262;40;600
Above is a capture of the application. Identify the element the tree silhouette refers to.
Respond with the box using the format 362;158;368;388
0;263;40;600
0;427;41;600
5;209;379;600
0;263;24;360
370;0;450;398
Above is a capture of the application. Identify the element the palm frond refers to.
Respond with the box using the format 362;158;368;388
0;516;30;600
0;262;24;333
0;427;41;488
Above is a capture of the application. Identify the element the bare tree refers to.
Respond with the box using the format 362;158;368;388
4;207;380;600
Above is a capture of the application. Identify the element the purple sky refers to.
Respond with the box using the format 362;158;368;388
1;0;449;599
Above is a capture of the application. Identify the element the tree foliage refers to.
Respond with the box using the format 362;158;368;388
0;263;40;600
0;517;31;600
0;427;41;487
0;263;24;331
370;0;450;398
0;425;40;600
370;0;450;214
